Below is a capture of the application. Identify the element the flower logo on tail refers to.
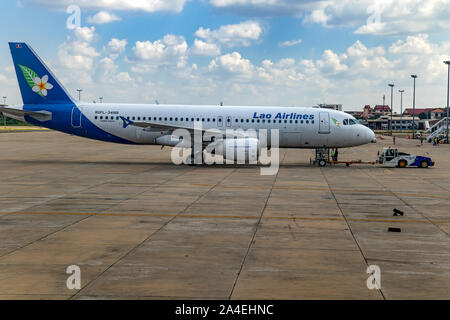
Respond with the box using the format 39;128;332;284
18;64;53;99
32;75;53;97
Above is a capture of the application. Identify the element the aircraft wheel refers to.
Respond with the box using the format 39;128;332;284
318;159;327;167
398;160;407;168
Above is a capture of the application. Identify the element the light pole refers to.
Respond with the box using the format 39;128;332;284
444;61;450;143
388;83;394;135
411;75;418;139
99;97;103;103
2;96;6;126
76;89;83;101
399;90;404;131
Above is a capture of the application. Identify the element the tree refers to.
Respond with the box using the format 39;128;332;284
418;112;428;120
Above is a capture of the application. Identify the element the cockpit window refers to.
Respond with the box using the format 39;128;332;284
349;119;356;125
343;119;349;125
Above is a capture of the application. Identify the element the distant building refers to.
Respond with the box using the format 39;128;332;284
367;115;423;131
373;105;391;115
403;108;445;119
362;105;372;118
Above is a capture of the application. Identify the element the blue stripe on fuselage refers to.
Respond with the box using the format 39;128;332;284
23;103;134;144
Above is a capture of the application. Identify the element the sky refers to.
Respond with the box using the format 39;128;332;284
1;0;450;113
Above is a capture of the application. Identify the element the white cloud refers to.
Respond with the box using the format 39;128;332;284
29;0;188;13
58;26;99;71
389;34;433;55
130;34;188;70
74;26;96;42
278;38;302;47
87;11;121;24
317;50;348;75
106;38;127;59
208;52;254;75
209;0;450;36
195;21;263;47
190;39;221;56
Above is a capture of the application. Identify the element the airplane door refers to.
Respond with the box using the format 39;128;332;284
71;107;82;128
319;112;330;134
218;116;223;127
226;116;232;127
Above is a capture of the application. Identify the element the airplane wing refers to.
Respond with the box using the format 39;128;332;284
0;106;52;122
119;116;247;137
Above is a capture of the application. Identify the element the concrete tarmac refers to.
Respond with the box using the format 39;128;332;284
0;131;449;299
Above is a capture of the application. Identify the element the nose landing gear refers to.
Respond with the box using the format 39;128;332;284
311;148;330;167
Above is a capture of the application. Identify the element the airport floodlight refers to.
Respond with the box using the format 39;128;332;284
76;89;83;101
399;90;405;131
99;97;103;103
388;84;394;136
411;75;418;139
444;62;450;143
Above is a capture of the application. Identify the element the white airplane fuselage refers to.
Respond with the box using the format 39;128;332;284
4;42;376;151
5;103;376;149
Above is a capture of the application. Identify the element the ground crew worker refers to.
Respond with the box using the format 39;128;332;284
331;148;338;161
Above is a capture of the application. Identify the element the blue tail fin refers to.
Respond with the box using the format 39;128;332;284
9;42;73;104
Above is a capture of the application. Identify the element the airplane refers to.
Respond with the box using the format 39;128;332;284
1;42;376;166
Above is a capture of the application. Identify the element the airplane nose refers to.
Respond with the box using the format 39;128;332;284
367;127;376;143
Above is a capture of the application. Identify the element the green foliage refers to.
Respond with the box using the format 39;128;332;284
418;112;428;120
0;114;32;126
18;64;45;99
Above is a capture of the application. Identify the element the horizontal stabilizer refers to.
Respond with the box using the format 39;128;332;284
0;106;52;122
